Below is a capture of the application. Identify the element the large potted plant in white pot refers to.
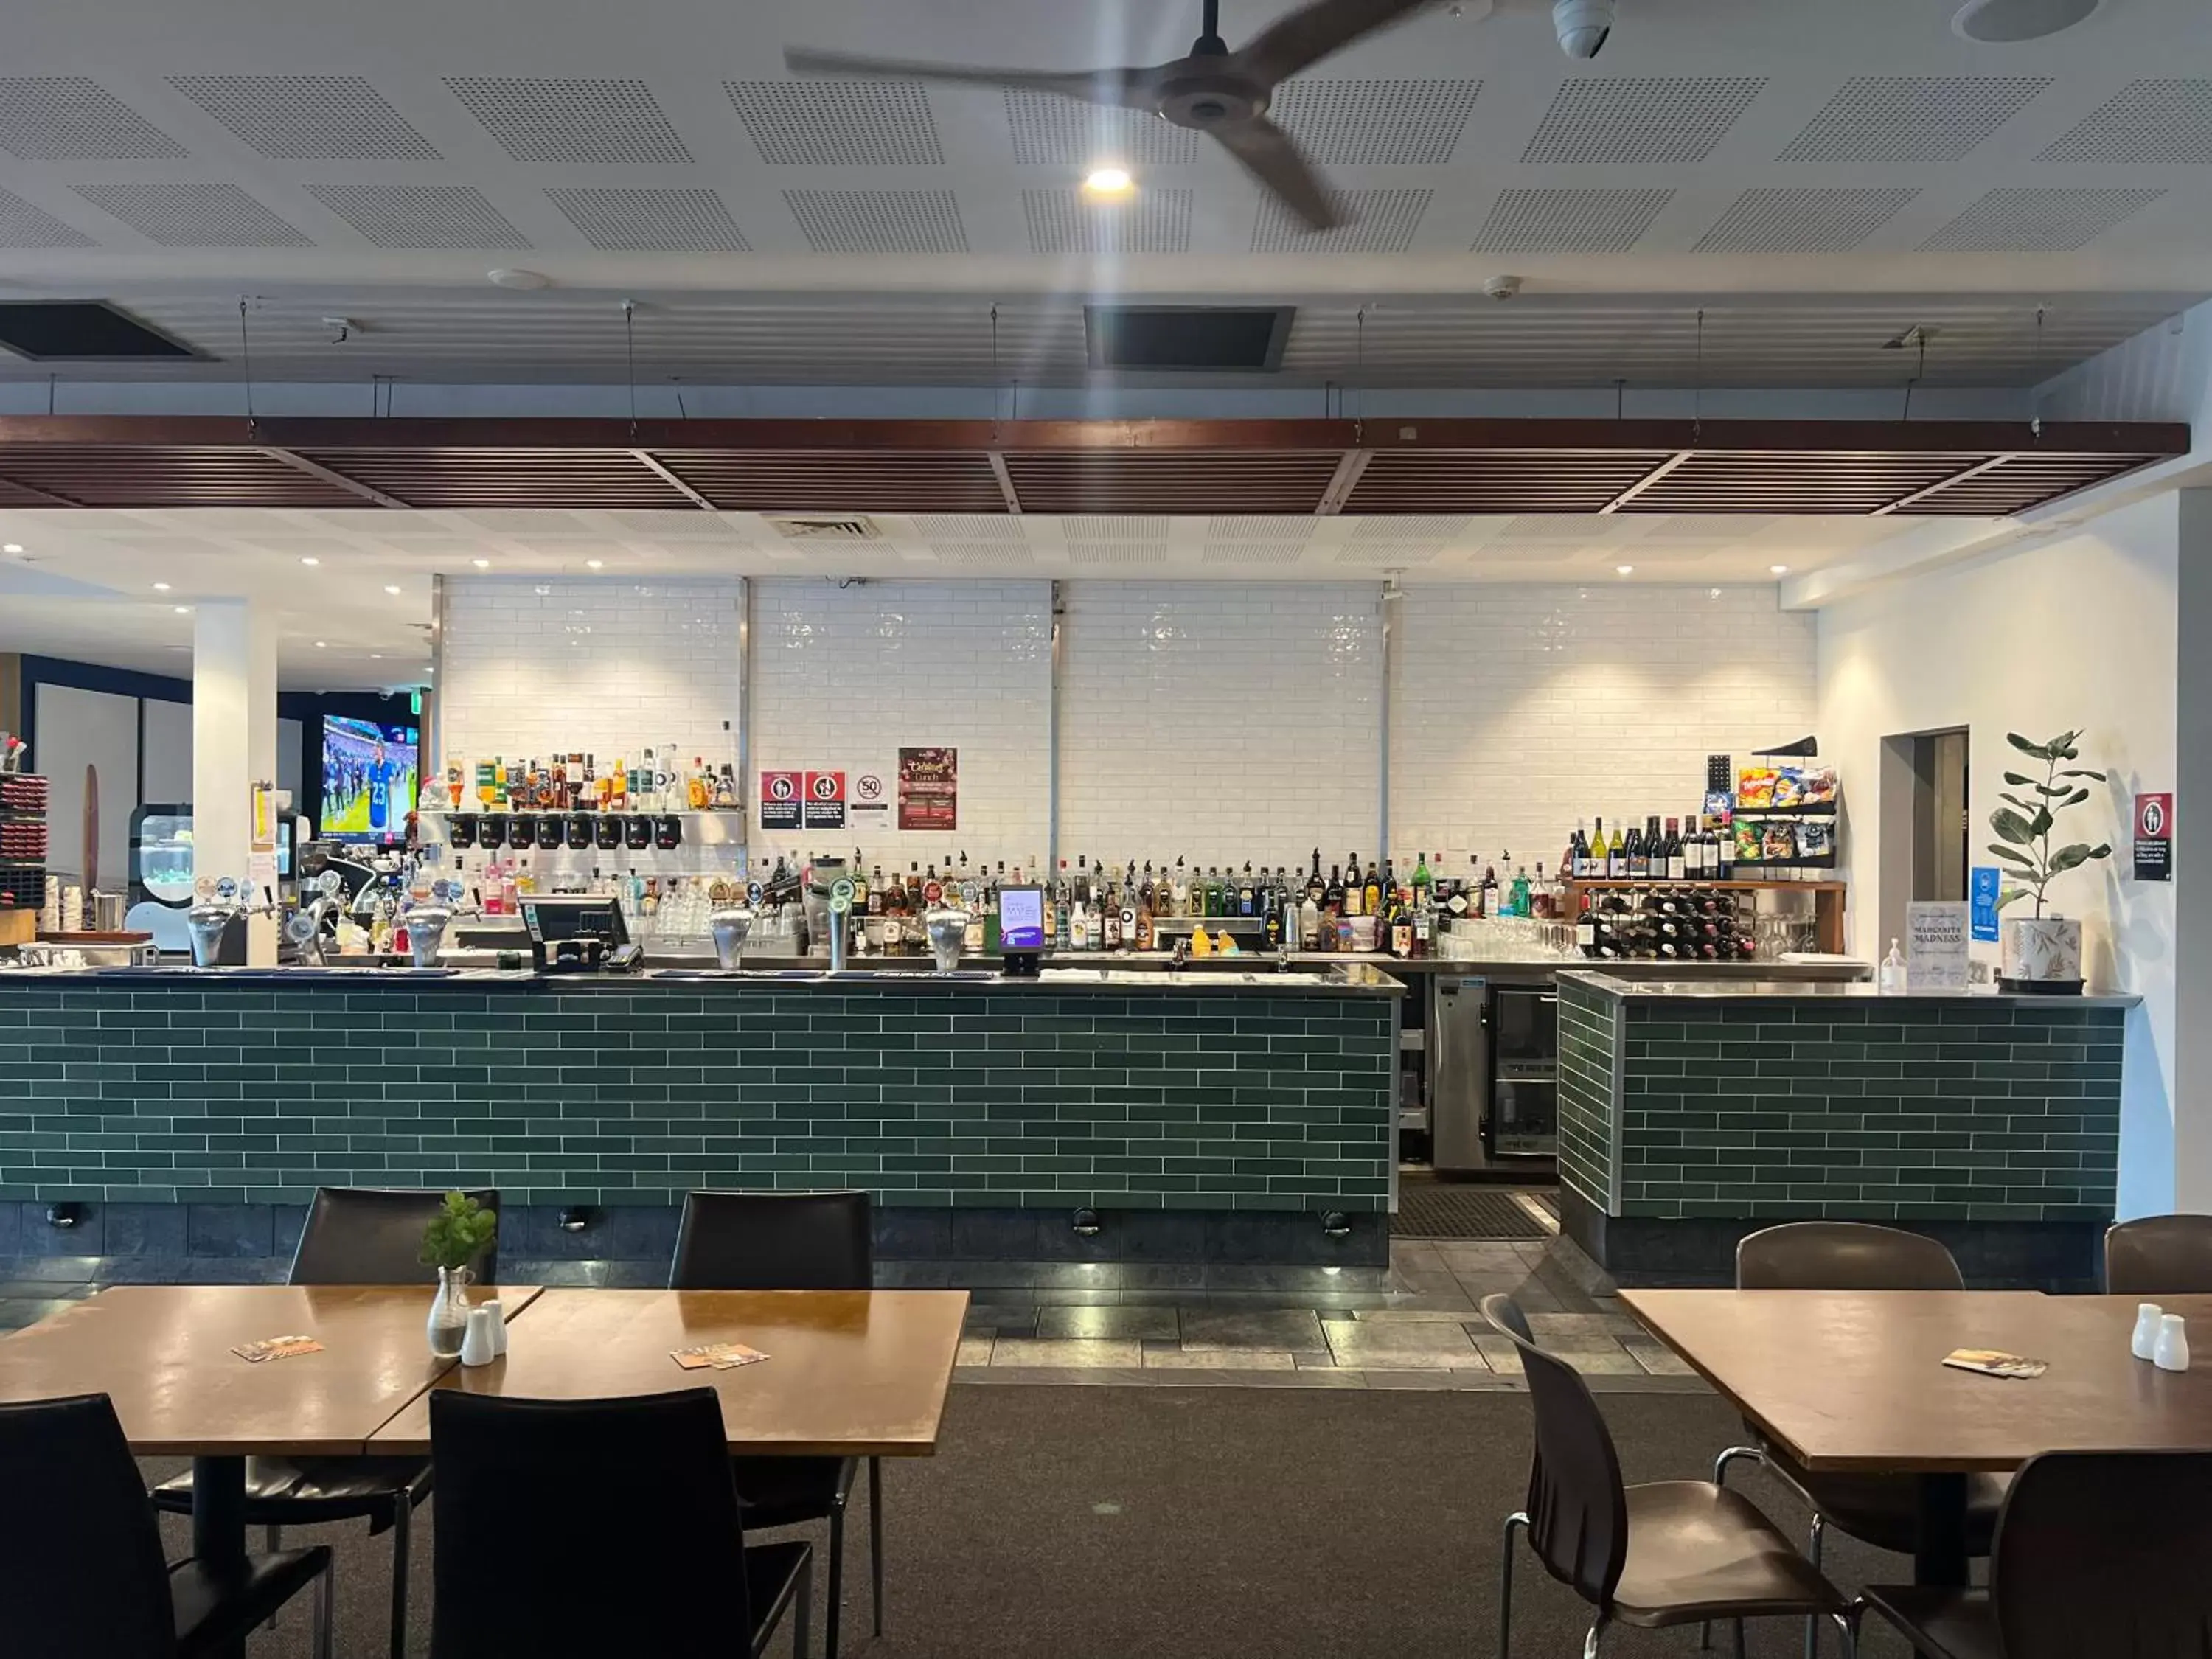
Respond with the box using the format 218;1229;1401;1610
1990;729;2110;995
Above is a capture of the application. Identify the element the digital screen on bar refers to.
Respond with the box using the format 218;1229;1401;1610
998;884;1045;950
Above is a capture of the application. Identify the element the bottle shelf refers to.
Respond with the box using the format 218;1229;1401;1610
1566;877;1844;892
418;807;744;818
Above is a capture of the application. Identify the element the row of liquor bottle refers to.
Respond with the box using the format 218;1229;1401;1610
1576;886;1759;961
1565;813;1739;882
442;745;740;815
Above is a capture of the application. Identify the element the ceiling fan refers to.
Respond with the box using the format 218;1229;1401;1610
785;0;1436;231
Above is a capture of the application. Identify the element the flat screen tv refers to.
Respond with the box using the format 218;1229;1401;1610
321;715;418;843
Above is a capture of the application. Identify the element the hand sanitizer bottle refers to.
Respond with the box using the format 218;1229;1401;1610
1879;939;1907;995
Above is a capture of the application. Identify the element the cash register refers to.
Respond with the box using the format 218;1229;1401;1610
518;895;642;974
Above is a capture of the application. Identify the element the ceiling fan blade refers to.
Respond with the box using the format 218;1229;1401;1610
1212;116;1340;230
782;47;1164;111
1234;0;1435;83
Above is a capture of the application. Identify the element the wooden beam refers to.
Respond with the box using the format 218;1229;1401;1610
629;450;716;509
1315;451;1371;515
987;451;1022;514
1598;451;1695;515
258;447;408;508
1871;453;2019;515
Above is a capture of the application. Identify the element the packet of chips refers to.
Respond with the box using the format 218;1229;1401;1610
1736;821;1767;865
1763;822;1798;862
1801;765;1839;807
1773;768;1807;809
1798;821;1834;861
1736;768;1778;809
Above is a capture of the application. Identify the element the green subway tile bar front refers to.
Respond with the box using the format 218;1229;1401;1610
0;965;1403;1272
1556;970;2133;1288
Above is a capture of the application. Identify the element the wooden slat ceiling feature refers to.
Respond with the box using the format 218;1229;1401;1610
0;446;365;509
1346;450;1677;513
290;449;694;510
650;451;1006;513
1617;451;1989;515
1906;452;2173;516
999;451;1342;515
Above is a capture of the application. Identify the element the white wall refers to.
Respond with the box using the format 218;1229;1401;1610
1816;493;2180;1217
1059;582;1382;871
35;683;136;889
1392;585;1817;877
748;579;1053;873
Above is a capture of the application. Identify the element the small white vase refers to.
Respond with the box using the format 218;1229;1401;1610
2154;1313;2191;1374
426;1265;473;1360
2000;915;2084;995
2133;1302;2165;1360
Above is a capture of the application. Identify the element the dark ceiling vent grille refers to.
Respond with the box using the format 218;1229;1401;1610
1085;306;1293;372
0;301;201;361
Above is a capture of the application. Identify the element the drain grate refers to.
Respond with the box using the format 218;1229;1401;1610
1392;1177;1555;1239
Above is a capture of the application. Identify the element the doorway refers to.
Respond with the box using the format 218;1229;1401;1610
1877;727;1971;950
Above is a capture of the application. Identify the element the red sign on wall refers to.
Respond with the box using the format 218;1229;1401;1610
803;771;846;830
2134;792;2174;882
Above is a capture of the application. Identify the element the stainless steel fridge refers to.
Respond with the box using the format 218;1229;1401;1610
1430;975;1559;1174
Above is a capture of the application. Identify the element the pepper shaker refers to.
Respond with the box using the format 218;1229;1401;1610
460;1305;499;1368
2154;1313;2191;1374
2132;1302;2165;1360
481;1297;508;1357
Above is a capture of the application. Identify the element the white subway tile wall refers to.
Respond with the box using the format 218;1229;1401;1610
1059;582;1384;869
439;577;743;771
748;579;1054;872
1390;585;1817;877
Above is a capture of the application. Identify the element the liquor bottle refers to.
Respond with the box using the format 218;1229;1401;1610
1360;863;1382;918
1576;890;1597;956
1509;863;1531;917
1411;851;1432;905
851;860;869;914
1480;858;1499;916
1324;863;1345;914
1239;863;1256;917
1715;818;1735;879
1103;880;1123;949
608;755;627;809
1343;854;1363;917
1135;884;1154;951
1299;883;1321;949
1389;888;1414;958
1069;891;1091;950
1663;818;1685;881
1307;849;1326;906
1587;818;1606;880
1624;821;1646;880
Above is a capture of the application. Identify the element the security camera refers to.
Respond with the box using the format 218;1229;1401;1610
1553;0;1614;57
1483;274;1523;301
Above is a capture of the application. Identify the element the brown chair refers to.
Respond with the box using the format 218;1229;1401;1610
1861;1450;2212;1658
1481;1295;1857;1659
2104;1214;2212;1296
151;1186;498;1659
1710;1222;2006;1659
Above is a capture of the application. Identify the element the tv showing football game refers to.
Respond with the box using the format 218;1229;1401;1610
321;716;417;842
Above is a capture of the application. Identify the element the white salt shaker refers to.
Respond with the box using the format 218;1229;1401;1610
2154;1313;2191;1373
2132;1302;2165;1360
481;1298;507;1357
459;1305;499;1368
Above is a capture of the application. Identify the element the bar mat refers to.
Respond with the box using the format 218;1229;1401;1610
1391;1177;1555;1240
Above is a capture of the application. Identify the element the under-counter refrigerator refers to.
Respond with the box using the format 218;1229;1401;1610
1430;975;1560;1175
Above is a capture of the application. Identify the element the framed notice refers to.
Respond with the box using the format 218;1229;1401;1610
1906;900;1972;991
759;771;801;832
803;771;846;831
897;747;957;832
2134;792;2173;882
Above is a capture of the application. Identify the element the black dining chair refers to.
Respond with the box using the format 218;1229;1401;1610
151;1186;498;1659
670;1188;880;1659
1481;1295;1857;1659
1861;1450;2212;1658
1708;1222;2006;1659
428;1387;811;1658
0;1393;334;1658
2104;1214;2212;1295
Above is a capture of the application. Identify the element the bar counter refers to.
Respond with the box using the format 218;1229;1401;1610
1556;970;2135;1289
0;962;1404;1274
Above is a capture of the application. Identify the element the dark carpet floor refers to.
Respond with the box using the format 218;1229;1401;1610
148;1387;1929;1657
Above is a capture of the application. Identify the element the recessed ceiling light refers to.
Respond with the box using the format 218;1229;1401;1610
383;583;403;595
1082;166;1134;198
152;581;170;591
487;268;552;290
173;605;192;614
1954;0;2100;41
585;558;604;570
1770;563;1790;575
1;543;21;554
299;556;319;566
1615;564;1635;576
423;664;435;674
471;557;491;569
370;653;383;660
1708;587;1723;599
314;640;327;648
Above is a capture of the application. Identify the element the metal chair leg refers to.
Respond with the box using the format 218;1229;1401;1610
793;1548;813;1659
1831;1609;1860;1659
1804;1512;1826;1659
1701;1447;1767;1647
1498;1512;1528;1659
1582;1613;1610;1658
389;1495;413;1659
313;1555;335;1659
868;1456;885;1638
824;1502;845;1659
1733;1618;1747;1659
265;1526;284;1630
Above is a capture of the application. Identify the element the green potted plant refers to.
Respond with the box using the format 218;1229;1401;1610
420;1190;498;1358
1989;729;2110;995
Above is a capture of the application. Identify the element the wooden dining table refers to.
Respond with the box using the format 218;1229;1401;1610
0;1282;968;1656
1621;1289;2212;1589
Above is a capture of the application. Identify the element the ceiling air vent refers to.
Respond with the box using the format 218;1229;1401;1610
765;515;884;542
1084;305;1294;372
0;300;201;360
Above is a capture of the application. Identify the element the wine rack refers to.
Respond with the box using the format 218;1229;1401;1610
1565;877;1847;959
0;773;49;915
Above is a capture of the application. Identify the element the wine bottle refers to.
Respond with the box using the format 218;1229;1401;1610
1624;821;1647;880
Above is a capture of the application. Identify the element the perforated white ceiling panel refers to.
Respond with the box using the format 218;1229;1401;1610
0;77;187;159
2039;80;2212;163
168;75;442;160
0;188;95;249
1919;189;2165;252
1023;189;1192;254
308;185;531;250
1472;189;1671;254
726;80;942;165
1694;189;1919;254
1002;92;1198;165
443;77;693;163
1252;190;1430;253
72;183;312;247
782;189;969;253
1269;79;1482;164
1520;77;1764;164
1776;77;2051;164
546;187;751;252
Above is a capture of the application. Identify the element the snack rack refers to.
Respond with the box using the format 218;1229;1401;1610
1728;759;1840;874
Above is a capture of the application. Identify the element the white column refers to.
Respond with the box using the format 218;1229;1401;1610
192;599;279;965
2175;493;2212;1208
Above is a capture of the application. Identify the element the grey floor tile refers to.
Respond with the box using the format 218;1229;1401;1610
0;1280;97;1299
1037;1304;1179;1342
1178;1307;1326;1351
1032;1262;1126;1290
1326;1320;1483;1368
1435;1242;1545;1273
959;1365;1149;1386
1119;1263;1208;1293
1354;1306;1485;1324
1585;1371;1712;1394
954;1334;995;1367
1531;1341;1649;1375
1470;1335;1526;1375
1141;1349;1295;1371
942;1262;1038;1290
1388;1240;1446;1273
0;1298;77;1330
1622;1338;1697;1377
1528;1311;1649;1340
1360;1368;1457;1390
987;1338;1144;1368
961;1304;1040;1335
1292;1352;1344;1369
